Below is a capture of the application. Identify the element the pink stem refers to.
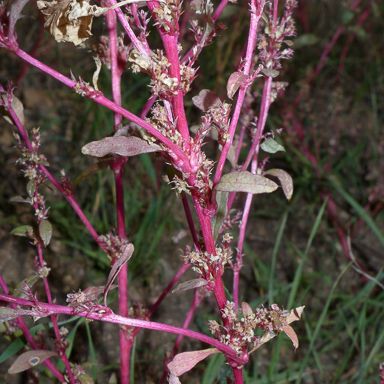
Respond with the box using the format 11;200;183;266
104;5;131;382
0;293;245;365
0;277;64;382
9;48;191;171
213;0;230;21
213;0;265;186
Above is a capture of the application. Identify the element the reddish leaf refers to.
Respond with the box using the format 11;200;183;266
103;243;134;305
8;350;57;374
167;348;219;377
192;89;221;112
282;324;299;349
82;136;161;158
264;168;294;200
226;71;246;99
172;278;208;294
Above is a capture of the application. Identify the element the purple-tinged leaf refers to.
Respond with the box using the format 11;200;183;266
8;350;57;374
282;324;299;349
192;89;221;112
39;220;52;247
264;169;294;200
168;373;181;384
81;136;161;158
168;348;219;377
262;68;280;78
226;71;246;99
216;171;278;194
0;307;35;323
8;0;30;38
172;278;208;294
241;302;253;317
103;243;134;305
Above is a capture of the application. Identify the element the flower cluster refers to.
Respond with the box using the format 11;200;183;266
257;0;297;74
98;233;131;261
183;235;233;282
152;0;181;33
209;302;291;354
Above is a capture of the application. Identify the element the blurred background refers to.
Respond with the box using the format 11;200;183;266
0;0;383;383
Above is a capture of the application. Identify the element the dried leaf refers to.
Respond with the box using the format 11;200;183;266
226;71;245;99
167;348;219;377
286;305;305;323
260;138;285;154
192;89;221;112
103;243;134;305
11;225;34;238
8;350;57;374
216;171;278;194
37;0;103;46
264;169;293;200
172;278;208;294
82;136;162;158
9;196;31;204
0;307;34;323
282;324;299;349
39;220;53;246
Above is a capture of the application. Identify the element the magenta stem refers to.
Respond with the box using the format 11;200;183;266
213;0;265;186
10;48;191;171
0;293;244;365
104;5;131;382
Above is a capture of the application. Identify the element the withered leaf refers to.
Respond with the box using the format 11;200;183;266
264;168;294;200
103;243;134;305
172;278;208;294
216;171;278;194
192;89;221;112
37;0;103;46
8;350;57;374
226;71;246;99
81;136;162;158
167;348;219;377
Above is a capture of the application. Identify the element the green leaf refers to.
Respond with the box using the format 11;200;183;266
212;191;229;240
11;225;34;238
261;138;285;154
0;338;25;364
216;171;278;194
39;220;52;247
294;34;319;48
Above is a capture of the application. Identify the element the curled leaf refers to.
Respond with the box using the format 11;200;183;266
0;94;25;125
167;348;219;377
282;324;299;349
8;350;57;374
82;136;161;158
172;278;208;294
216;171;278;194
192;89;221;112
260;138;285;154
264;168;293;200
92;56;102;91
226;71;246;99
103;243;134;305
39;220;53;246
